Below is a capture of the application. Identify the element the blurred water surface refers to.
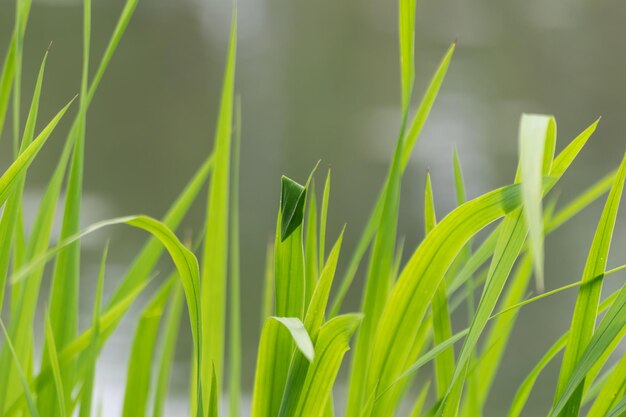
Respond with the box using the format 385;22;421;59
1;0;626;415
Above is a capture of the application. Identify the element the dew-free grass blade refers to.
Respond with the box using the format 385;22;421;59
294;314;362;417
44;312;67;417
439;118;597;417
152;282;184;417
281;176;307;241
552;153;626;417
319;169;331;270
519;114;554;292
305;180;319;306
228;95;242;417
330;41;456;318
278;230;345;417
251;317;314;417
587;349;626;417
364;182;524;417
78;243;107;417
426;173;455;397
0;319;39;417
201;4;237;403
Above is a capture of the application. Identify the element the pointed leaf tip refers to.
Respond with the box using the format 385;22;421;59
280;176;306;241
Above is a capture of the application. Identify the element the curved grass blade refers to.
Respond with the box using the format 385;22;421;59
364;182;523;416
281;176;307;241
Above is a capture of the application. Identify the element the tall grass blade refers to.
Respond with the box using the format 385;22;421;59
44;312;67;417
552;153;626;417
228;95;242;417
201;6;237;402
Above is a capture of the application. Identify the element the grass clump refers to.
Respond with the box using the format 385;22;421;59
1;0;626;416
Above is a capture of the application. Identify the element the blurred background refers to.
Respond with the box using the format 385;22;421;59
1;0;626;415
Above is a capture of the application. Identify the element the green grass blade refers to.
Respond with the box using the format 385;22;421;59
44;312;67;417
552;153;626;416
0;49;47;312
208;364;218;417
398;0;416;114
261;241;275;323
278;230;345;417
201;6;237;401
152;282;184;417
364;182;523;417
294;314;362;417
519;114;553;292
78;243;107;417
305;180;319;306
122;279;175;417
604;396;626;417
0;96;75;205
522;114;555;288
426;173;455;397
251;316;315;417
330;41;456;318
0;319;39;417
319;170;331;270
439;118;598;417
587;350;626;417
228;95;242;417
410;382;431;417
0;40;16;139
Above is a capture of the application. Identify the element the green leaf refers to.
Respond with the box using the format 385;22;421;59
518;114;554;292
425;173;455;397
364;182;523;417
44;312;67;417
251;317;315;417
0;319;39;417
330;41;456;318
398;0;416;114
552;153;626;417
294;314;362;417
281;176;307;241
228;95;242;417
605;396;626;417
200;4;237;404
319;169;331;271
305;180;319;306
278;230;345;417
587;350;626;417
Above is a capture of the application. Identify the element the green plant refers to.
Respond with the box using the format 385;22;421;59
1;0;626;416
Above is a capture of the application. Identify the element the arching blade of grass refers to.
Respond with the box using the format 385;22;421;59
278;230;345;417
551;153;626;417
362;181;524;417
201;5;237;403
7;215;204;416
78;243;107;417
228;95;242;417
0;319;39;417
330;41;456;318
426;173;455;397
294;314;362;417
122;279;175;417
251;317;314;417
152;283;184;417
438;118;597;417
